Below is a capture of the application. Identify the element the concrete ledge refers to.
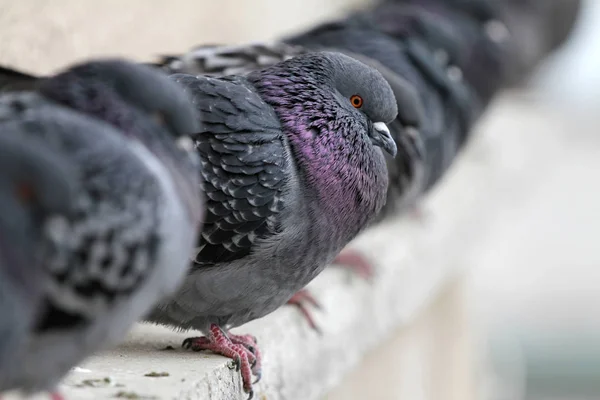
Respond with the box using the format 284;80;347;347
43;95;545;400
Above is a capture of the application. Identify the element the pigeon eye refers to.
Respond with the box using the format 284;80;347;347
350;95;363;108
15;182;35;204
152;112;166;127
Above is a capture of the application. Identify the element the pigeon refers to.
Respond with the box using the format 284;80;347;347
0;59;203;397
146;51;398;397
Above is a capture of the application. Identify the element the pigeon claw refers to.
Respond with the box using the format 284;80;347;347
229;333;262;380
182;335;209;350
181;324;259;395
332;248;375;281
287;289;323;335
286;251;373;333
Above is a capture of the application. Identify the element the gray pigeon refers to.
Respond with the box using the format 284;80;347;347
146;51;398;397
0;59;203;397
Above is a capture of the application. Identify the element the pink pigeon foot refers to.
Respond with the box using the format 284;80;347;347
286;289;323;334
286;249;375;331
408;204;429;224
332;248;375;280
182;324;259;399
49;392;65;400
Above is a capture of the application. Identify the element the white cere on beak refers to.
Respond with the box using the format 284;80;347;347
176;136;195;152
373;121;391;136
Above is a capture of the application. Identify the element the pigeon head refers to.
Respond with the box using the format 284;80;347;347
324;51;398;156
0;133;77;220
248;51;397;157
0;133;77;279
247;51;397;228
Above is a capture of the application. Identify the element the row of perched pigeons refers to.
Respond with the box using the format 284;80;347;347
0;0;580;398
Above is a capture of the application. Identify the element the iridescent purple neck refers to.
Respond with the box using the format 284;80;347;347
248;68;389;235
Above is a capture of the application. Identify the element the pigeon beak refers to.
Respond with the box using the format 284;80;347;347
175;136;195;153
370;122;397;157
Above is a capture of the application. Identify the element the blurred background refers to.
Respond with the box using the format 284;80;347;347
472;1;600;399
0;0;598;399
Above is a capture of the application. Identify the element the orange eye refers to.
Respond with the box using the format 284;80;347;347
350;95;363;108
15;182;35;203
